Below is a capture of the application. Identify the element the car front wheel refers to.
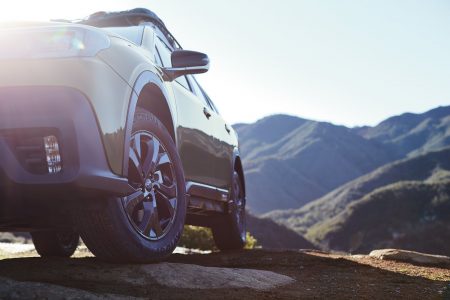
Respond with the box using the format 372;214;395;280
77;108;186;263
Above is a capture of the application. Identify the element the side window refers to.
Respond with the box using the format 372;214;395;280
155;38;172;67
188;76;213;109
155;37;191;91
154;49;163;66
200;87;220;114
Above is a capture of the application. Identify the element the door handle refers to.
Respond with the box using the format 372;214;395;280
225;124;231;133
203;107;211;119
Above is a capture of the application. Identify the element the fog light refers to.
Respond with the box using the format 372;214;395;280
43;135;62;174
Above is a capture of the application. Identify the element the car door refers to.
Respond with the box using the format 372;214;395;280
188;76;236;190
154;36;218;187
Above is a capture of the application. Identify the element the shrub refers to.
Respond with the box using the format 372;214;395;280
244;231;258;249
178;226;216;251
179;225;258;251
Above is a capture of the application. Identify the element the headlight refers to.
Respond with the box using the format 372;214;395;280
0;25;110;59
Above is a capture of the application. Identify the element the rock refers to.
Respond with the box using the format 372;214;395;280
141;263;295;291
0;256;294;296
0;243;294;291
0;277;137;299
0;247;449;299
369;249;450;266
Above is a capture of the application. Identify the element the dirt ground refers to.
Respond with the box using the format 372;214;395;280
0;248;449;299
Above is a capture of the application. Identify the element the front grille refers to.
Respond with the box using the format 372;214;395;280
2;129;61;175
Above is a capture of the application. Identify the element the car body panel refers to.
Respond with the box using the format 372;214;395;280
86;26;241;190
0;21;242;205
207;110;237;189
0;55;133;175
173;83;219;186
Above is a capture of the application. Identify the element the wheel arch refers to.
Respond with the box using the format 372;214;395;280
233;150;246;197
123;71;177;175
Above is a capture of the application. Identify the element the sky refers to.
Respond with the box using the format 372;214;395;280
1;0;449;127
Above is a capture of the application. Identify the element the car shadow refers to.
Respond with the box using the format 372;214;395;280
0;249;448;299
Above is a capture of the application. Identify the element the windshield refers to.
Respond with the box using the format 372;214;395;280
104;26;143;45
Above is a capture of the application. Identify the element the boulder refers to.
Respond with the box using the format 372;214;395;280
0;257;294;297
141;263;294;290
369;249;450;266
0;277;132;300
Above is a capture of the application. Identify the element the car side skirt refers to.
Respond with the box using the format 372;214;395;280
185;181;231;227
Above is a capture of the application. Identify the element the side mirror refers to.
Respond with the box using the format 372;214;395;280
163;50;210;81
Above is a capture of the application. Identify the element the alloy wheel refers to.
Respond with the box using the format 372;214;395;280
233;176;246;241
123;131;178;241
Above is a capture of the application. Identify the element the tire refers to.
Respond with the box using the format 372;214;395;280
77;108;186;263
31;230;80;258
212;171;246;250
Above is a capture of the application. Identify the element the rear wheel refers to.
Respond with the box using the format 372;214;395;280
31;230;79;258
78;108;186;263
212;171;246;250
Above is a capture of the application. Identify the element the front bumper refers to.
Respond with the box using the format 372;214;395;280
0;56;134;175
0;86;134;197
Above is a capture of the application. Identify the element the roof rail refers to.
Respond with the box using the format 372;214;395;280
78;8;182;49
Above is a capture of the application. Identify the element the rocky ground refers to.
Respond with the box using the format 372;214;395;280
0;245;449;299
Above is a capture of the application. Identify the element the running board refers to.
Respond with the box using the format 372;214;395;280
185;181;229;214
186;182;229;202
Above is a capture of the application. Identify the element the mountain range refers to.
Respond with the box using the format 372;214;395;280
314;180;450;255
265;147;450;252
235;106;450;215
236;105;450;254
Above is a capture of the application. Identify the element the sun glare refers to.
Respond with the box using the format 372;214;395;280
0;2;93;23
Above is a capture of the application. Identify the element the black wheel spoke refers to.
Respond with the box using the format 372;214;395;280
139;201;154;235
131;132;143;160
124;190;145;216
156;152;170;169
129;148;144;184
150;211;164;237
156;189;176;216
142;137;159;179
150;138;160;164
139;201;163;238
157;182;176;199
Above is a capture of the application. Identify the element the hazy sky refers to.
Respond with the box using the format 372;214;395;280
1;1;449;126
